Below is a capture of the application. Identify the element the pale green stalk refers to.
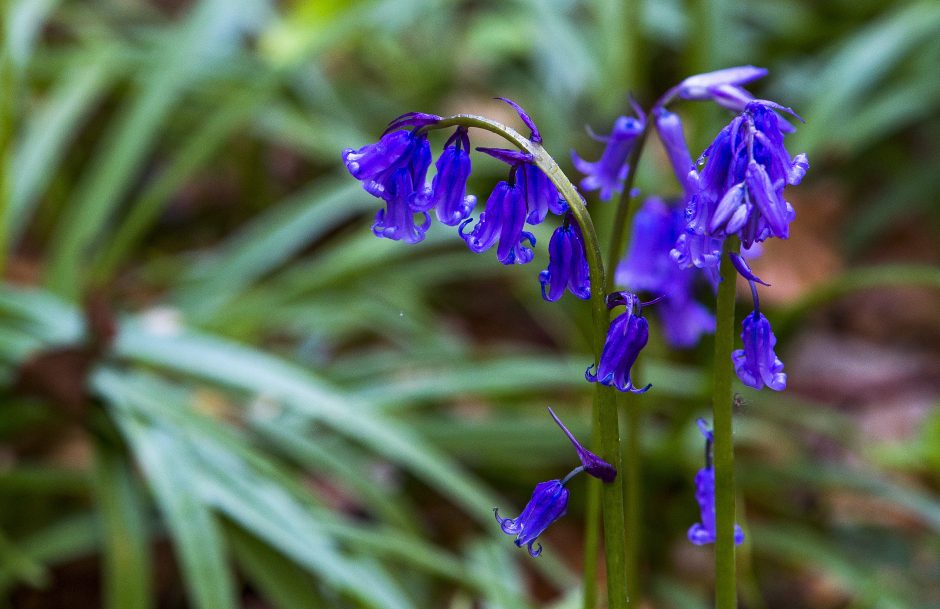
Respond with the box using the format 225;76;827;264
712;239;739;609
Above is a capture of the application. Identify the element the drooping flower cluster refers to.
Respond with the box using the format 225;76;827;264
585;292;652;393
616;198;715;348
495;408;616;557
343;101;574;268
688;419;745;546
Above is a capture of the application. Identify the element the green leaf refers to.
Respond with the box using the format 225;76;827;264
93;441;153;609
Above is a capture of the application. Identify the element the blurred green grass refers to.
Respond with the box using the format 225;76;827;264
0;1;939;608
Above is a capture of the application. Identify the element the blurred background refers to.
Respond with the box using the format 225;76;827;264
1;0;939;608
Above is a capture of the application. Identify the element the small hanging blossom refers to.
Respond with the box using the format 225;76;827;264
616;198;715;348
495;480;569;558
539;213;591;302
729;253;786;391
664;65;767;112
412;127;476;226
688;419;745;546
496;409;616;556
585;292;651;393
571;105;646;201
459;180;535;265
342;113;440;243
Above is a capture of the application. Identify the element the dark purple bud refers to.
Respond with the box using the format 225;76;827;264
572;114;645;201
494;480;568;557
343;130;412;184
495;97;542;143
676;66;768;100
476;146;534;166
539;218;590;301
547;407;616;483
732;310;786;391
728;252;770;286
416;128;476;225
585;297;651;394
371;169;431;244
688;420;745;546
654;109;695;194
383;112;442;134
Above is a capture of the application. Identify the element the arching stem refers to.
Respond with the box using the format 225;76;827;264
426;115;627;609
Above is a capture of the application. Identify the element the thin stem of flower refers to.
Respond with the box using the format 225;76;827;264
427;114;627;609
623;400;642;608
562;466;586;486
712;238;739;609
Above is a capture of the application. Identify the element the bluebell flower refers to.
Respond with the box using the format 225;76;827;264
459;181;535;265
665;65;767;112
477;147;566;226
539;214;590;302
688;419;745;546
585;292;651;393
495;480;568;557
616;199;715;348
572;108;646;201
547;407;616;482
673;100;808;270
728;253;786;391
343;113;440;243
412;127;476;226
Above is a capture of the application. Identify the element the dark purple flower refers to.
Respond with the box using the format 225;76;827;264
539;215;590;302
494;480;568;557
572;110;646;201
413;127;476;226
688;419;745;546
547;407;616;482
674;100;808;268
616;199;715;348
459;181;535;265
477;147;566;225
733;310;786;391
343;115;439;243
371;169;431;243
585;292;651;393
730;258;786;391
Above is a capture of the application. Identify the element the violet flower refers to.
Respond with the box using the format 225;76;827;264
673;100;808;272
343;113;440;243
688;419;745;546
572;109;646;201
654;108;695;194
616;198;715;348
539;214;590;302
585;292;651;393
459;181;535;265
413;127;476;226
495;480;569;557
729;255;786;391
495;409;616;557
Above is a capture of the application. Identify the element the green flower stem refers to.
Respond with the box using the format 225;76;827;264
712;238;739;609
429;115;627;609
